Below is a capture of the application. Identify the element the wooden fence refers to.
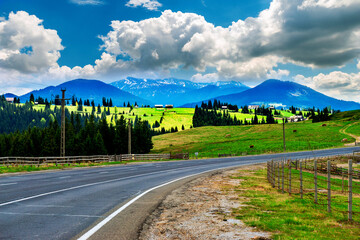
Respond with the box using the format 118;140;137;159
0;153;190;167
267;155;360;222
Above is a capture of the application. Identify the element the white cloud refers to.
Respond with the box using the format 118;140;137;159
0;11;63;73
0;17;5;21
299;0;356;9
357;59;360;69
266;69;290;80
125;0;162;11
4;1;360;100
70;0;104;5
191;73;219;83
293;71;360;101
99;0;360;82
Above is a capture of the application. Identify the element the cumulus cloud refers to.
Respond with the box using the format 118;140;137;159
357;59;360;69
99;0;360;83
125;0;162;11
4;1;360;99
70;0;104;5
191;73;219;83
0;11;64;73
293;71;360;101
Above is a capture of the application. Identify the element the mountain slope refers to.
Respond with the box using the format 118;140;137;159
4;93;18;98
20;79;152;106
111;77;249;106
182;79;360;111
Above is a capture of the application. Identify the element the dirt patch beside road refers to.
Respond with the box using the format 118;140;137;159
139;164;270;240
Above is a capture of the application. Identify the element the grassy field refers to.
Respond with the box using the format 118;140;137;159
233;167;360;239
31;104;304;131
32;104;195;131
151;120;353;158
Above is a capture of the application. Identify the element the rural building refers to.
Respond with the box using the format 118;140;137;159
221;106;228;109
155;104;163;108
5;97;14;103
248;105;259;110
165;104;174;109
288;115;305;122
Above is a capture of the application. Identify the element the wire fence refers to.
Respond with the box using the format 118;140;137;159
267;154;360;222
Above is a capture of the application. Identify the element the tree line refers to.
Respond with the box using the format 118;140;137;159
192;100;278;127
0;96;153;157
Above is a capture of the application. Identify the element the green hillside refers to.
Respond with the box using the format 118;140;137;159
151;120;355;158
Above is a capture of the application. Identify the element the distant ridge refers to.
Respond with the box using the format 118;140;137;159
4;93;18;98
182;79;360;111
19;79;152;106
111;77;249;106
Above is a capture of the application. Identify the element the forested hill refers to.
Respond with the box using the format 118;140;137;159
0;95;70;134
0;96;153;157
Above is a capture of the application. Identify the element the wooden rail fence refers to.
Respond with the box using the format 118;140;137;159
267;155;360;222
0;153;189;167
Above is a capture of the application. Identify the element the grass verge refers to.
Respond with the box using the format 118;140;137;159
233;168;360;239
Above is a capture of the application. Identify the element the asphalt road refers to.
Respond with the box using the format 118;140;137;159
0;146;359;240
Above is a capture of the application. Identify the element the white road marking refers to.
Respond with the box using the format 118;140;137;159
0;166;203;208
99;172;108;174
77;167;231;240
23;204;72;208
0;212;102;218
0;183;17;186
58;176;71;179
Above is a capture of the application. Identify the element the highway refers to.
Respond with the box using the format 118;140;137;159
0;146;359;240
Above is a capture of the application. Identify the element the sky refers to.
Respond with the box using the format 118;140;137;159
0;0;360;102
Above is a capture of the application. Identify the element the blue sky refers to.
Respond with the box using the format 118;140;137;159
1;0;360;102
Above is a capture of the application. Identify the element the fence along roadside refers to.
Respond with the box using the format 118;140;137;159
0;153;189;167
267;155;360;222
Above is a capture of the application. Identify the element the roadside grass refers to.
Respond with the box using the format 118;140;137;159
0;158;189;174
0;162;115;174
151;120;353;158
233;168;360;239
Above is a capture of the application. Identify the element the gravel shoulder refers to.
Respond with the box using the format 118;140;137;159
139;164;271;240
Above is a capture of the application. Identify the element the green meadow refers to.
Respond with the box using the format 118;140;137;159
151;119;355;158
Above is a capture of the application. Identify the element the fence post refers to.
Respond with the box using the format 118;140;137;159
289;160;292;195
271;160;274;187
349;160;353;221
342;168;344;193
282;160;284;193
300;161;303;199
277;162;280;189
327;160;331;213
314;160;318;204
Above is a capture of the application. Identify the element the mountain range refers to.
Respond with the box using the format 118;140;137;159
19;79;152;107
182;79;360;111
110;77;249;106
7;78;360;111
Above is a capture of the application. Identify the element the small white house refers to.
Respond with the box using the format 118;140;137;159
5;97;14;103
221;106;228;109
288;115;305;122
155;104;163;108
248;105;260;110
165;104;174;109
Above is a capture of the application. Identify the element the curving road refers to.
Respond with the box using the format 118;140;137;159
0;146;359;240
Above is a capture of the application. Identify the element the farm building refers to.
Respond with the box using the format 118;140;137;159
248;105;260;109
5;97;14;103
165;104;174;108
288;115;305;122
154;104;163;108
221;106;228;109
